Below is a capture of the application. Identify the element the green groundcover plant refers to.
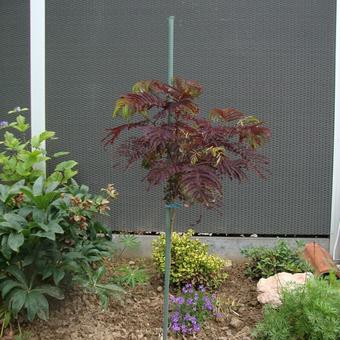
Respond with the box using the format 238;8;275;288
241;240;311;279
253;274;340;340
113;265;150;288
153;229;228;288
0;107;120;331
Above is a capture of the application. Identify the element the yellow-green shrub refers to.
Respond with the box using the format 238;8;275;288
152;229;228;288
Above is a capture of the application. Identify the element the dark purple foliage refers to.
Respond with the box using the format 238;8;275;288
105;77;270;207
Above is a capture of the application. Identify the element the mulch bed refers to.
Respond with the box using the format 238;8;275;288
23;260;263;340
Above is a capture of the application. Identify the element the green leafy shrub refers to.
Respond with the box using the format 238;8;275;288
253;275;340;340
152;230;228;288
0;108;119;323
241;240;311;279
0;107;76;185
113;265;149;288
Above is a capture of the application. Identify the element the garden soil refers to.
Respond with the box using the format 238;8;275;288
23;260;263;340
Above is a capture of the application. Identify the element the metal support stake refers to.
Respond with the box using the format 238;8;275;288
162;16;175;340
162;206;173;339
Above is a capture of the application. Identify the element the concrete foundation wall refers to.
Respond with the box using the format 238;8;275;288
112;235;330;262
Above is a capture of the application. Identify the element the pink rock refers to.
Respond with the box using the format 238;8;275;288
257;272;312;306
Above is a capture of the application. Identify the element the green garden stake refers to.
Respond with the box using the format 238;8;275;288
162;15;175;340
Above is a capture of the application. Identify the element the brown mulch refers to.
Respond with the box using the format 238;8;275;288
22;260;262;340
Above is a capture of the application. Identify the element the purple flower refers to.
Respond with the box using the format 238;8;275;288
181;324;188;334
186;298;193;305
176;296;185;305
0;121;8;128
203;296;213;311
182;283;194;294
171;311;180;323
169;288;217;336
193;323;201;332
171;322;181;332
198;284;206;292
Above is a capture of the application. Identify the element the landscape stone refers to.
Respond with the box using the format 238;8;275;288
257;272;313;306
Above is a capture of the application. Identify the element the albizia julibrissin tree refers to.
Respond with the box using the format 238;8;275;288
104;77;270;208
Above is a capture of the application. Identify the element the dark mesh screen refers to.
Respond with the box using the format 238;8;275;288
0;0;30;120
45;0;335;235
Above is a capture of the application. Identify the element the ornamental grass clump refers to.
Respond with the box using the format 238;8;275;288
153;229;228;288
169;283;219;335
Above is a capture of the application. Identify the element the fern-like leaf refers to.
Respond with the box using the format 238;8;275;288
113;93;165;118
180;165;222;207
209;108;245;122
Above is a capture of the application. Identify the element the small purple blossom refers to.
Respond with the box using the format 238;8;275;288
181;324;188;334
198;284;206;292
171;311;180;323
203;296;213;311
176;296;185;304
193;323;200;332
182;283;194;294
171;322;180;332
0;121;8;128
186;298;193;305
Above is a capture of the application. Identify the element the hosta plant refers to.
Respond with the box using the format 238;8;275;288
105;77;270;207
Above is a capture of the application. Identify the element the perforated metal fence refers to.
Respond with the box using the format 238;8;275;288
0;0;336;236
0;0;30;119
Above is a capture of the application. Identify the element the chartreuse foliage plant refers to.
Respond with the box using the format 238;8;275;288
0;107;120;328
253;274;340;340
105;77;270;207
0;107;76;184
152;230;227;288
241;240;311;279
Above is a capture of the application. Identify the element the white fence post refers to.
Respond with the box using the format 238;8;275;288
30;0;46;173
330;1;340;261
